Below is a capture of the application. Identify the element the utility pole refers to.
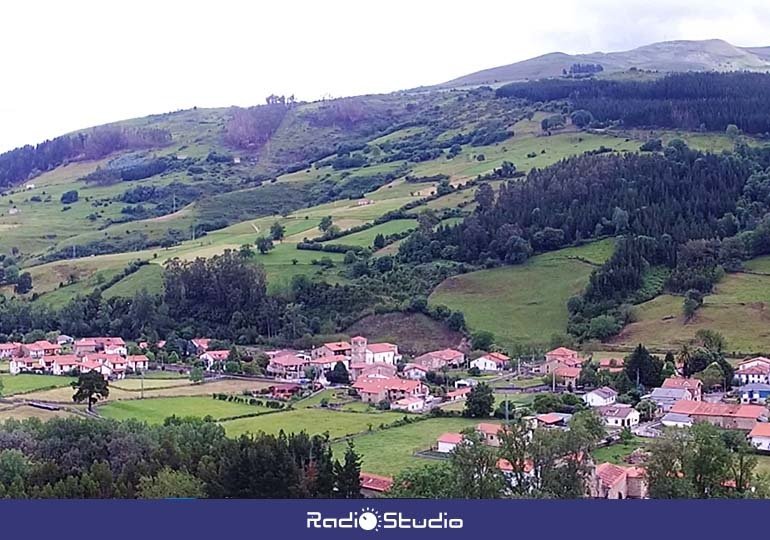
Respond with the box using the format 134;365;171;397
140;368;144;400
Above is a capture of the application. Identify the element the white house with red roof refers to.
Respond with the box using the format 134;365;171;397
444;386;471;402
553;365;581;387
402;363;429;380
79;359;112;377
73;338;98;355
349;336;401;365
9;356;43;374
0;342;22;358
437;432;464;453
749;423;770;450
200;350;230;369
51;355;82;376
535;347;584;374
308;356;347;372
126;355;149;371
22;340;61;359
470;352;510;372
476;422;504;447
413;348;465;370
349;363;397;382
353;376;427;404
190;338;211;355
391;396;425;413
267;354;310;381
736;357;770;385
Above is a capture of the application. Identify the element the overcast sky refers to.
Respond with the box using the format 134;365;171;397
2;0;770;152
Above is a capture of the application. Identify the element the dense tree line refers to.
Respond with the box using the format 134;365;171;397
0;417;362;499
496;72;770;135
0;127;171;189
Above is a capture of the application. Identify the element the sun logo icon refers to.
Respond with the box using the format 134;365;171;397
357;507;382;532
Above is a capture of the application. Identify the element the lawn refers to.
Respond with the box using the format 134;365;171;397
592;437;647;465
110;378;193;391
323;219;417;248
612;268;770;355
219;408;405;439
429;239;615;348
331;417;487;476
0;374;76;396
98;396;264;423
102;263;165;298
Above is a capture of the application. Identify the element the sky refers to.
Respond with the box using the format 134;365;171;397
2;0;770;152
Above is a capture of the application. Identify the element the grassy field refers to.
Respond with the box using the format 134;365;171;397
332;417;486;476
98;396;263;423
110;378;193;391
323;219;417;248
430;239;615;348
22;378;271;403
592;437;648;464
220;408;405;439
0;405;77;422
0;374;76;396
613;268;770;354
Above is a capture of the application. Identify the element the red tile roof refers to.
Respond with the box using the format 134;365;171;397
547;347;578;358
750;423;770;438
536;413;564;425
52;355;82;366
497;458;534;473
203;350;230;360
415;349;464;362
476;422;503;435
324;341;351;352
126;355;149;363
595;462;628;488
739;356;770;367
598;405;638;419
554;366;581;378
662;377;702;390
403;363;429;372
367;343;397;354
352;376;421;394
479;352;510;365
670;401;766;419
360;473;393;493
270;354;308;367
446;387;472;399
438;432;464;444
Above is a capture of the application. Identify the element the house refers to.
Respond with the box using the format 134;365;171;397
660;412;693;428
535;412;572;428
736;357;770;385
267;354;309;381
391;396;425;413
738;383;770;404
308;356;347;372
661;377;703;401
9;357;43;374
534;347;584;374
126;355;149;371
476;422;504;447
445;386;471;402
73;338;98;356
402;363;429;380
0;342;22;358
749;423;770;451
648;387;692;412
79;360;112;378
598;358;624;373
454;378;479;389
669;400;767;431
349;363;397;381
56;335;74;346
200;350;230;369
597;404;640;428
94;337;127;356
353;376;428;404
553;365;581;388
190;338;211;355
311;341;352;360
497;458;536;488
590;463;648;499
360;473;392;497
582;386;618;407
350;336;402;364
413;349;465;370
23;341;61;358
470;352;510;372
437;432;464;453
51;355;81;375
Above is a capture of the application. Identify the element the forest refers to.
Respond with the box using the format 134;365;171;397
0;416;363;499
496;72;770;134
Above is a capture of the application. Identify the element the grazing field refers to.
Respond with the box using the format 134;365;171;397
110;378;193;391
430;239;615;348
0;374;76;396
612;269;770;354
331;417;487;476
22;378;271;403
98;396;264;423
103;264;165;298
219;409;404;439
323;219;417;248
0;405;77;422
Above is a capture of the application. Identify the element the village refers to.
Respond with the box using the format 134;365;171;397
3;332;770;498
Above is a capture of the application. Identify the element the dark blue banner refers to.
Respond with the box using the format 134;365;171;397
0;499;760;539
